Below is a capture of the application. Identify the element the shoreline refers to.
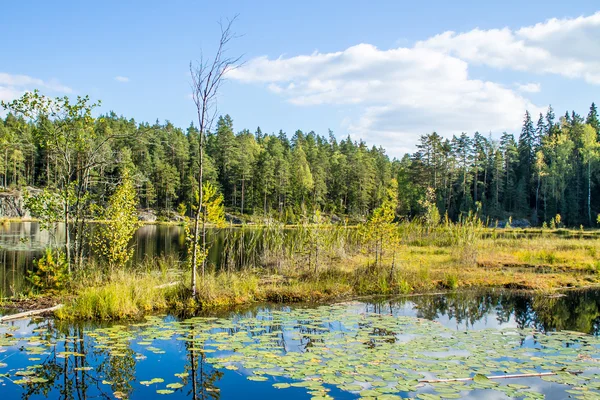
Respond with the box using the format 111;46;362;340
2;279;599;321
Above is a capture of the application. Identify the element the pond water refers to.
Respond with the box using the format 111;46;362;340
0;222;201;297
1;290;600;399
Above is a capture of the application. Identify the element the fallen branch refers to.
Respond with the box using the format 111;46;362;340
0;304;63;322
154;281;180;289
419;371;580;383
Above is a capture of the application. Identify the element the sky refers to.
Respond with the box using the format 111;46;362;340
2;0;600;158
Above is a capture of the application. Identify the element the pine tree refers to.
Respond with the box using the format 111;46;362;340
290;144;313;211
516;111;535;216
586;102;600;137
500;133;518;214
535;113;545;150
545;105;555;135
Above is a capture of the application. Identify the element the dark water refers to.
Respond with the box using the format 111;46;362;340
0;221;319;298
1;290;599;399
0;222;192;297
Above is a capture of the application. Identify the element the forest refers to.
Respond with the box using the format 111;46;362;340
0;100;599;227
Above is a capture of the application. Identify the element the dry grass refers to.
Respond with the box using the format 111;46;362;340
55;228;600;320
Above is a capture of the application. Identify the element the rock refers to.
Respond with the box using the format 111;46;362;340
225;213;243;225
138;209;157;222
0;188;38;218
330;214;341;223
157;210;186;222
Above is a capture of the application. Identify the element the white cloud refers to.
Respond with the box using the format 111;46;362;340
516;83;541;93
114;76;130;83
417;12;600;84
230;44;540;156
230;12;600;156
0;72;73;94
0;72;73;110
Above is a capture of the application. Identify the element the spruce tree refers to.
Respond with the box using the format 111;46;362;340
516;111;535;216
586;102;600;137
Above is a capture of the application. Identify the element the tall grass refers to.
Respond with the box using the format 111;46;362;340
55;215;600;320
57;256;182;320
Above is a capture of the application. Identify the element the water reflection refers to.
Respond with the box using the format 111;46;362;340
364;289;600;335
185;326;223;400
2;290;600;399
0;222;296;297
0;222;188;296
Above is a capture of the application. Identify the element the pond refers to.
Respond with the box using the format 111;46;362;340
0;222;203;297
1;290;599;399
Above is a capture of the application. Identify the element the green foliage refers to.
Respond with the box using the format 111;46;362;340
177;202;187;217
93;172;141;269
201;182;226;227
23;189;63;230
3;91;600;228
360;179;400;269
27;248;69;292
420;187;441;227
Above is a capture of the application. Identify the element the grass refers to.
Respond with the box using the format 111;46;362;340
42;223;600;320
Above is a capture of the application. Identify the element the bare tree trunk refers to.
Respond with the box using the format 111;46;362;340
588;160;592;226
190;16;241;297
191;129;204;298
64;192;71;274
3;148;7;188
264;187;267;216
535;173;541;224
241;177;245;215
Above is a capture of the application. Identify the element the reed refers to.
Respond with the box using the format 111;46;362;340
47;216;600;320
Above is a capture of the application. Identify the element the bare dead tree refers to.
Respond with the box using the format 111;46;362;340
189;16;242;297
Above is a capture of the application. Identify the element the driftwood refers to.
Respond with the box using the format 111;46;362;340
0;304;63;323
154;281;180;289
419;371;580;383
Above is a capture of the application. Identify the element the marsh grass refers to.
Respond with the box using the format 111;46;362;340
57;256;183;320
53;219;600;320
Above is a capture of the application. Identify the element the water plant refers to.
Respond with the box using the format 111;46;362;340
4;302;600;399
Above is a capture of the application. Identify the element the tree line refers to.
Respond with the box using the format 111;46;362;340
400;104;600;227
1;97;599;226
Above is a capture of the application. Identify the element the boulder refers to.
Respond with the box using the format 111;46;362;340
138;209;157;222
225;213;243;225
0;188;38;218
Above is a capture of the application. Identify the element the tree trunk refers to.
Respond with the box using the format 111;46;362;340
64;195;71;274
241;177;245;215
537;173;541;219
264;187;267;216
3;148;7;188
191;127;204;298
588;160;592;226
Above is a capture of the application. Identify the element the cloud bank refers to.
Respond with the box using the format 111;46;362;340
230;12;600;156
0;72;73;105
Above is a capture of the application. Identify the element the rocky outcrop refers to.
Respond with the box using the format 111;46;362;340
138;209;157;222
0;189;39;218
225;213;243;225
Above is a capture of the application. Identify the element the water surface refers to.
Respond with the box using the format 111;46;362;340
1;290;599;399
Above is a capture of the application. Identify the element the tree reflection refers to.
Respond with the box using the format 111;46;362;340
184;325;223;400
367;289;600;335
19;320;136;400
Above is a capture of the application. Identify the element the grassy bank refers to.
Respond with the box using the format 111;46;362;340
50;229;600;320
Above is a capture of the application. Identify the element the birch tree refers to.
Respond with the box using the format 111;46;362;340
189;17;242;297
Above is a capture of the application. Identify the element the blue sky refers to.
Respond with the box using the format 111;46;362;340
2;1;599;157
